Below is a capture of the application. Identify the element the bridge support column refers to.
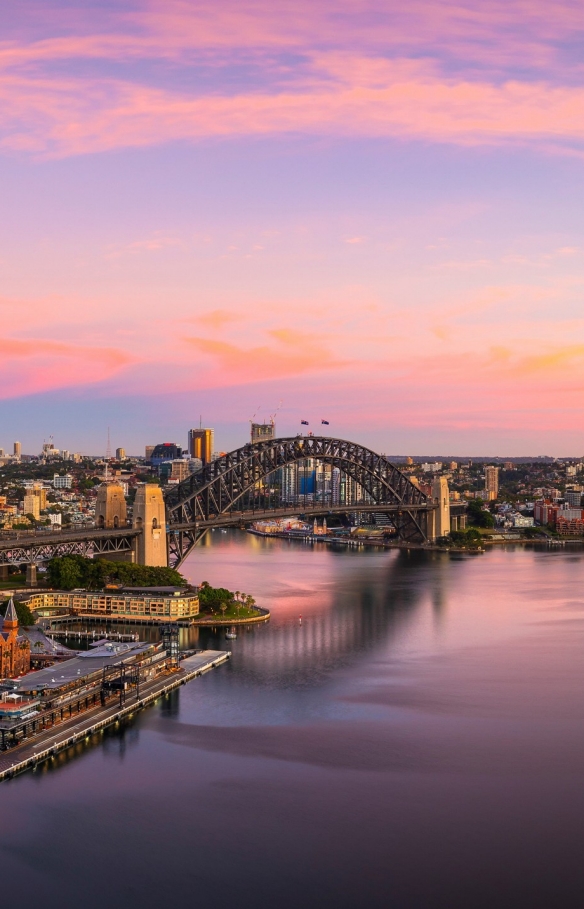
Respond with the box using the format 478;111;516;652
0;565;8;581
430;477;450;540
26;564;37;587
133;484;168;567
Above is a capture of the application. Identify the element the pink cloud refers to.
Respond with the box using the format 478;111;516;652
184;330;350;384
0;2;582;157
0;336;134;399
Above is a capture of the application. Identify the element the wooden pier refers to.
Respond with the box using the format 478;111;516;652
0;650;230;783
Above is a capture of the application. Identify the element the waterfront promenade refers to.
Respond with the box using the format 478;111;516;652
0;650;230;782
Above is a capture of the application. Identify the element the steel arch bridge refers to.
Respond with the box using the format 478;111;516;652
164;436;436;567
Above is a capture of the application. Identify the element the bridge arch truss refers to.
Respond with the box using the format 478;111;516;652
164;436;435;567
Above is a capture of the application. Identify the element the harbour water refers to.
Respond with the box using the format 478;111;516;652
2;530;584;908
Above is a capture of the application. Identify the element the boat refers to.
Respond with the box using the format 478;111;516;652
225;627;237;640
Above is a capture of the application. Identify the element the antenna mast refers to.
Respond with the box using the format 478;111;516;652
105;427;111;481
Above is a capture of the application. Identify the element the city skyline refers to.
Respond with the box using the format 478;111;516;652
1;1;584;455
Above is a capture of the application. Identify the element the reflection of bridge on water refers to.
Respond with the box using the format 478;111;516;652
0;436;445;573
188;549;451;683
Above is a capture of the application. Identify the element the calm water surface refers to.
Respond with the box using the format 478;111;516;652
2;531;584;908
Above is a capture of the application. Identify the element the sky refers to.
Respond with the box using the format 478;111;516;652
2;0;584;457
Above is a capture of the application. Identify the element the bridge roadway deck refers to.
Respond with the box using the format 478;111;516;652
0;649;230;783
0;525;140;551
170;501;435;532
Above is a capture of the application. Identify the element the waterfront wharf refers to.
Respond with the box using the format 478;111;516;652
45;628;139;643
0;650;230;783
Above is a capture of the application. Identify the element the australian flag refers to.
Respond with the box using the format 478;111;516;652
321;420;329;425
301;420;309;425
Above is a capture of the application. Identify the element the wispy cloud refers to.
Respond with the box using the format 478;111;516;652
0;3;583;158
0;335;134;399
184;329;349;384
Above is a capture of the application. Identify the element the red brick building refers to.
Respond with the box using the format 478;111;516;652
0;599;30;679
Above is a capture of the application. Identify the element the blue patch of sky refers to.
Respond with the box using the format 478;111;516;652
15;52;316;96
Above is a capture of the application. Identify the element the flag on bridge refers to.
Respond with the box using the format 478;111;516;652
301;420;309;425
321;420;329;425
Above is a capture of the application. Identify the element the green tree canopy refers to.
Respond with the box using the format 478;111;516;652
467;499;495;528
47;555;186;590
1;599;35;626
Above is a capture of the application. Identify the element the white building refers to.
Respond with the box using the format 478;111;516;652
54;474;73;489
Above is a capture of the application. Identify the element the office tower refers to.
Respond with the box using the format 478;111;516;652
150;443;182;466
116;447;126;460
61;450;71;461
145;445;155;461
32;484;48;510
13;441;21;459
484;466;500;501
251;421;275;444
23;493;40;520
188;428;214;466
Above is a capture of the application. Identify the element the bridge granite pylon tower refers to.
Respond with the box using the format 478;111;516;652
133;483;167;567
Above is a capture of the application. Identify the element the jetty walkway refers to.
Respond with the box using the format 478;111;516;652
0;650;230;783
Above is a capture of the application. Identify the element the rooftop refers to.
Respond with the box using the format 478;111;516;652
14;640;154;692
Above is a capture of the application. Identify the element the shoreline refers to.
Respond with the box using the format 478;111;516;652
247;528;581;552
191;606;270;626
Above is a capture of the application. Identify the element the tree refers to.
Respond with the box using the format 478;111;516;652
220;602;228;617
467;499;495;528
46;555;186;590
1;599;35;626
47;556;84;589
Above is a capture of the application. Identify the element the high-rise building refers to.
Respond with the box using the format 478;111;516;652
145;445;155;461
159;460;190;483
251;421;275;444
565;487;583;507
484;466;500;501
188;428;214;466
13;441;21;460
116;447;126;460
150;443;182;466
23;494;40;520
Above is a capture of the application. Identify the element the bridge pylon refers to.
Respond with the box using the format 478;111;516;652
133;484;168;567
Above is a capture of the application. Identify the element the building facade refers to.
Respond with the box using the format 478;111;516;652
54;474;73;489
188;428;214;465
27;589;199;621
251;421;275;444
0;599;30;679
484;466;500;501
